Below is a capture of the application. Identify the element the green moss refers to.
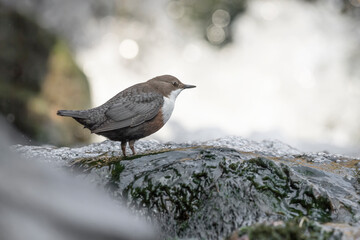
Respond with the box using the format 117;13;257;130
201;150;216;159
238;158;332;222
121;154;333;229
70;153;122;173
68;147;357;239
121;150;166;160
355;167;360;185
110;162;125;180
125;177;208;221
228;162;240;171
235;218;341;240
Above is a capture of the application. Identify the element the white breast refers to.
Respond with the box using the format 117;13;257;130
161;89;182;124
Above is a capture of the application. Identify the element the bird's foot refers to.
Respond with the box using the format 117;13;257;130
121;141;127;157
129;140;136;155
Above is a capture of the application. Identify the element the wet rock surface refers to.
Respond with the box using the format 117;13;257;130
14;137;360;240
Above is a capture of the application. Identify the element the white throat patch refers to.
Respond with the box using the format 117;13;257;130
162;89;182;124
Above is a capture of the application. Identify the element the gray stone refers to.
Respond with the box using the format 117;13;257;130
14;137;360;239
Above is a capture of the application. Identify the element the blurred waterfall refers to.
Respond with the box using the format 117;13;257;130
78;0;360;155
2;0;360;156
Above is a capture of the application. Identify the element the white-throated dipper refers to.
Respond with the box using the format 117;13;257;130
57;75;196;156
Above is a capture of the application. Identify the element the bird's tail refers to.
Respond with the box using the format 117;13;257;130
57;110;87;119
57;109;96;130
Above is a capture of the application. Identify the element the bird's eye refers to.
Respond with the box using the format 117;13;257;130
172;81;179;87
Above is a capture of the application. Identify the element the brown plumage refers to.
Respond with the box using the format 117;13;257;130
57;75;196;156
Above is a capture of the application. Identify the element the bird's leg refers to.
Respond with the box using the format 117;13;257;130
129;140;136;155
121;141;127;157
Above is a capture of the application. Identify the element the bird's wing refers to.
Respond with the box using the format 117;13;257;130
93;91;164;133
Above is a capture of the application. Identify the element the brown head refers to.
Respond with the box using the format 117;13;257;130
147;75;196;98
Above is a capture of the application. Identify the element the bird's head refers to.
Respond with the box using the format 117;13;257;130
148;75;196;98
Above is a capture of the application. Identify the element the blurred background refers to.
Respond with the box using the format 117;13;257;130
1;0;360;156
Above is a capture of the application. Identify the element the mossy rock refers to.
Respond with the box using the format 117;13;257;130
0;5;91;145
14;138;360;239
230;218;342;240
70;146;359;239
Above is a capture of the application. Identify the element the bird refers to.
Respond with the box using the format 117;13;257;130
57;75;196;156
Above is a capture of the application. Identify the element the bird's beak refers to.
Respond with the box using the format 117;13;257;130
183;84;196;89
